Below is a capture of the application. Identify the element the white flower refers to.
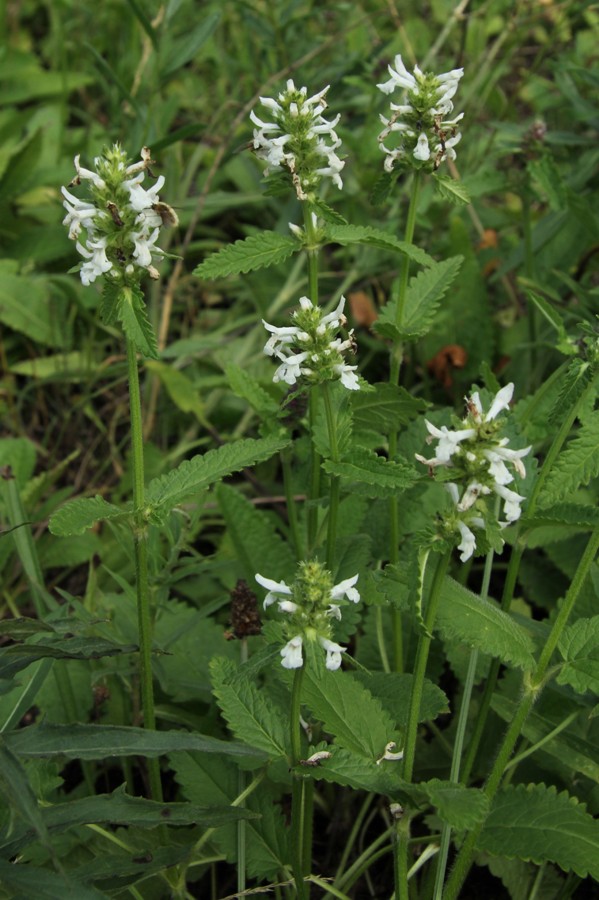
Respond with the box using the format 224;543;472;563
75;236;113;285
377;54;418;94
73;154;105;188
61;187;100;239
330;574;360;603
278;600;299;614
281;635;304;669
255;573;292;608
124;174;165;212
319;637;346;671
457;481;490;512
376;741;404;764
334;364;360;390
262;321;302;356
320;295;347;328
413;133;430;161
456;520;477;562
425;421;475;462
484;383;514;422
493;484;526;523
130;227;164;269
272;350;310;385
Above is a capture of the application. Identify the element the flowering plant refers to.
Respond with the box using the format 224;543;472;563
377;54;464;172
262;294;360;390
250;79;344;199
256;561;360;670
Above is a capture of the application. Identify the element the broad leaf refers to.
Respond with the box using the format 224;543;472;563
210;657;289;760
523;503;599;532
374;256;463;341
557;617;599;695
225;363;280;418
194;232;298;279
351;383;427;435
302;669;398;760
433;174;471;206
539;410;599;507
116;285;158;358
0;861;106;900
306;747;410;800
478;783;599;880
548;358;594;423
3;723;265;760
436;577;536;671
325;224;434;267
352;672;449;727
420;779;489;829
145;434;289;515
48;495;128;537
0;637;137;685
323;449;417;499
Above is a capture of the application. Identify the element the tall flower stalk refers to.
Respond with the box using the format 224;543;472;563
62;145;177;800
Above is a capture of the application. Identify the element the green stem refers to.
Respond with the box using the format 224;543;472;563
307;391;321;554
461;368;599;782
321;383;340;570
396;551;451;900
444;526;599;900
126;338;162;804
282;448;303;559
290;666;308;900
433;545;495;899
389;171;422;673
237;639;248;898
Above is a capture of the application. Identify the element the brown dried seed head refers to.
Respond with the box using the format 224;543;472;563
230;579;262;638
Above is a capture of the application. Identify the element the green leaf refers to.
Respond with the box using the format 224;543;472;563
308;197;347;225
433;174;471;205
311;383;352;459
436;577;536;671
539;410;599;507
0;272;67;347
0;617;54;639
4;723;265;761
0;637;137;687
523;503;599;532
420;779;489;829
478;783;599;880
352;672;449;727
492;694;599;784
373;256;463;341
225;363;280;418
210;657;289;759
194;232;298;279
145;360;206;421
0;738;51;853
48;495;127;537
526;291;577;357
0;861;107;900
306;747;409;800
9;352;97;380
557;617;599;696
325;224;434;267
145;435;289;516
351;383;427;435
217;483;296;585
548;359;595;423
302;669;398;760
323;449;417;499
117;286;159;359
0;785;253;858
161;11;220;79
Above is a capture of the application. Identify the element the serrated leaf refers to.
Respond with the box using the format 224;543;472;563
301;669;398;760
210;657;289;760
370;170;395;206
433;174;471;205
436;577;536;671
351;383;427;435
194;232;298;279
352;672;449;727
374;256;463;341
526;291;577;357
420;779;489;829
225;363;280;418
309;746;410;800
523;503;599;532
478;783;599;880
145;435;289;515
311;383;353;460
3;723;264;761
0;861;106;900
527;156;566;210
548;359;594;424
325;224;434;267
323;449;417;499
218;483;296;584
557;617;599;695
116;286;158;358
308;197;347;225
539;410;599;507
48;494;127;536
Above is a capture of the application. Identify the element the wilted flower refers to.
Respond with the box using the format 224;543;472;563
377;54;464;173
416;384;532;560
250;80;344;199
62;145;177;286
255;562;360;671
262;295;360;391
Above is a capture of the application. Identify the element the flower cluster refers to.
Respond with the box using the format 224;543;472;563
255;561;360;670
62;145;177;286
250;80;344;199
262;295;359;391
416;384;532;561
377;54;464;173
